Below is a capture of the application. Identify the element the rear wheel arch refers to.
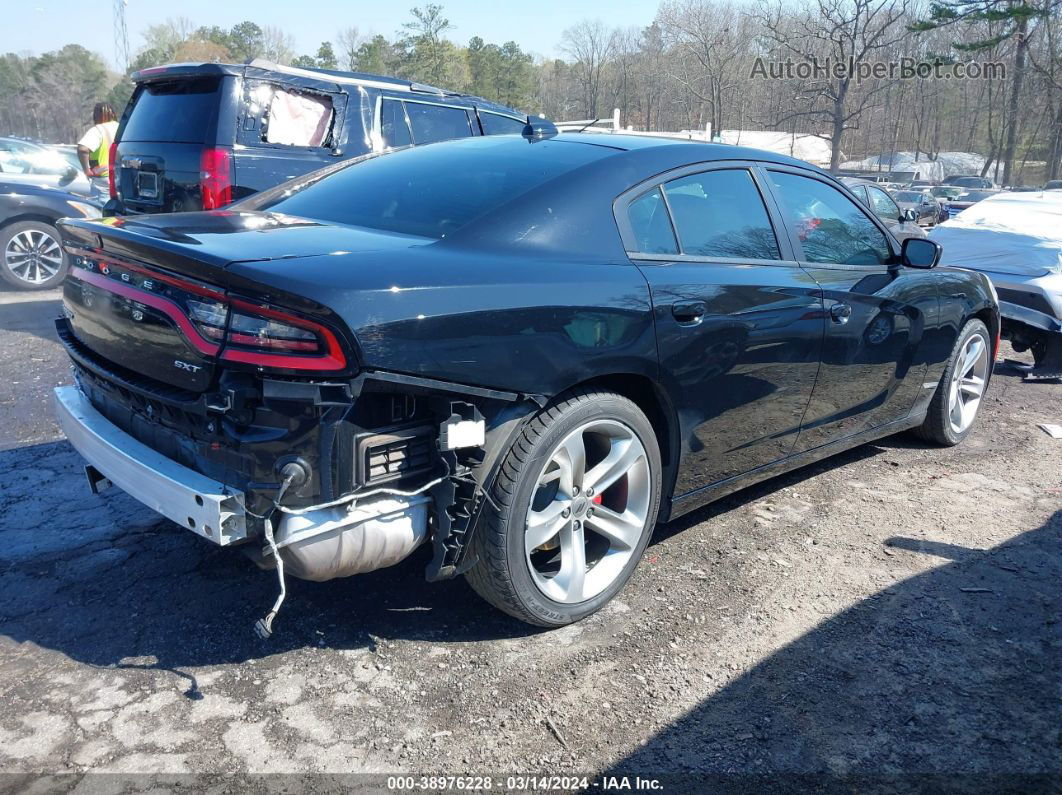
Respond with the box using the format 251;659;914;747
970;304;1001;377
971;305;1000;342
559;373;679;520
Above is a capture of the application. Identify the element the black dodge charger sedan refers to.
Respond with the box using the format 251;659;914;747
53;133;998;630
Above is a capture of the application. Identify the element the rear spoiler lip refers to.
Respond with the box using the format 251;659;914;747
55;217;234;282
131;62;243;82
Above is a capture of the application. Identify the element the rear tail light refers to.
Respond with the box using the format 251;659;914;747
200;146;233;209
108;140;118;199
187;298;228;342
221;300;346;370
228;309;319;352
70;258;348;372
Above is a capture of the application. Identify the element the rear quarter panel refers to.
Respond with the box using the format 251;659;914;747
227;247;657;397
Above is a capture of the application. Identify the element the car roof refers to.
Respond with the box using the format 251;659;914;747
131;60;527;117
840;177;887;188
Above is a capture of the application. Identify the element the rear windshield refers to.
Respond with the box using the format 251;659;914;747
244;137;616;239
122;78;221;143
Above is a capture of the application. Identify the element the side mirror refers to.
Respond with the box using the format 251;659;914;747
57;165;78;186
901;237;942;269
903;207;918;222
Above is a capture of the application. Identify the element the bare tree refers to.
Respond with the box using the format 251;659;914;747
261;26;296;65
561;20;616;118
336;26;363;71
657;0;755;135
758;0;912;171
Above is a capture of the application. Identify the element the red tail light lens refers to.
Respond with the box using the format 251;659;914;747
186;299;228;342
220;300;346;371
228;310;320;352
69;257;348;372
200;146;233;209
108;140;118;199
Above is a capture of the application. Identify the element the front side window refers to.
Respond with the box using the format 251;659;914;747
769;171;891;266
867;186;901;220
627;188;678;254
661;169;781;260
405;103;473;145
480;113;527;135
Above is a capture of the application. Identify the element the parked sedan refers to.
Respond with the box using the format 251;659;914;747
840;177;927;241
892;189;940;226
0;172;103;289
53;134;997;630
946;189;1000;218
942;175;997;190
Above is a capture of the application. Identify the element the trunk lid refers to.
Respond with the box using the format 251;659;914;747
57;213;427;392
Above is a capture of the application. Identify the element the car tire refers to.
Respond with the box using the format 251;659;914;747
913;318;991;446
0;220;68;290
465;388;662;627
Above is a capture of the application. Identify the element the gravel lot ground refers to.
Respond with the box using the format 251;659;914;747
0;285;1059;789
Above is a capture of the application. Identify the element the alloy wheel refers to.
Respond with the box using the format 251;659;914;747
524;419;650;604
947;331;989;434
4;228;63;286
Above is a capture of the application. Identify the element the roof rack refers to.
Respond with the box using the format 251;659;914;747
246;59;455;96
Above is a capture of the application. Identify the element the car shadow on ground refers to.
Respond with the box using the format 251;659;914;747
657;439;887;543
0;434;913;689
0;442;535;674
604;509;1062;790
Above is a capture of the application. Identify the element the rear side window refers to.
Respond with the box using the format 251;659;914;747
122;79;220;143
627;188;678;254
480;113;527;135
248;137;615;239
662;169;781;260
380;99;412;148
405;103;473;145
263;88;334;147
769;171;890;265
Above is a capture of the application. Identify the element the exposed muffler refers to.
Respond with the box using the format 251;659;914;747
273;494;431;582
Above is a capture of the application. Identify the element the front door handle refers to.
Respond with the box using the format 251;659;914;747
830;303;852;323
672;300;707;324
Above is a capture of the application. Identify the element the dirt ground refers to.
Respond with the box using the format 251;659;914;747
0;286;1060;790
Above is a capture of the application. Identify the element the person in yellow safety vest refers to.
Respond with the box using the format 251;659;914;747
77;102;118;179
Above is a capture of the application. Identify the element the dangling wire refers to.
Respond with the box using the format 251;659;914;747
252;470;299;639
253;515;285;639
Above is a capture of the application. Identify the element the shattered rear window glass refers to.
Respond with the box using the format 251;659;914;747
261;87;334;147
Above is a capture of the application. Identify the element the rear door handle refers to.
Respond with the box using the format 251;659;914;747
830;303;852;323
672;300;707;324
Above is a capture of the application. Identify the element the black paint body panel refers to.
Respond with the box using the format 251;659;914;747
57;134;999;519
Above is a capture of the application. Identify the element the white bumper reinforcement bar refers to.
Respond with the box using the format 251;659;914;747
53;385;248;545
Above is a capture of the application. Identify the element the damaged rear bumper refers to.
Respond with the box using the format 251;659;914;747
53;384;249;545
54;383;456;582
